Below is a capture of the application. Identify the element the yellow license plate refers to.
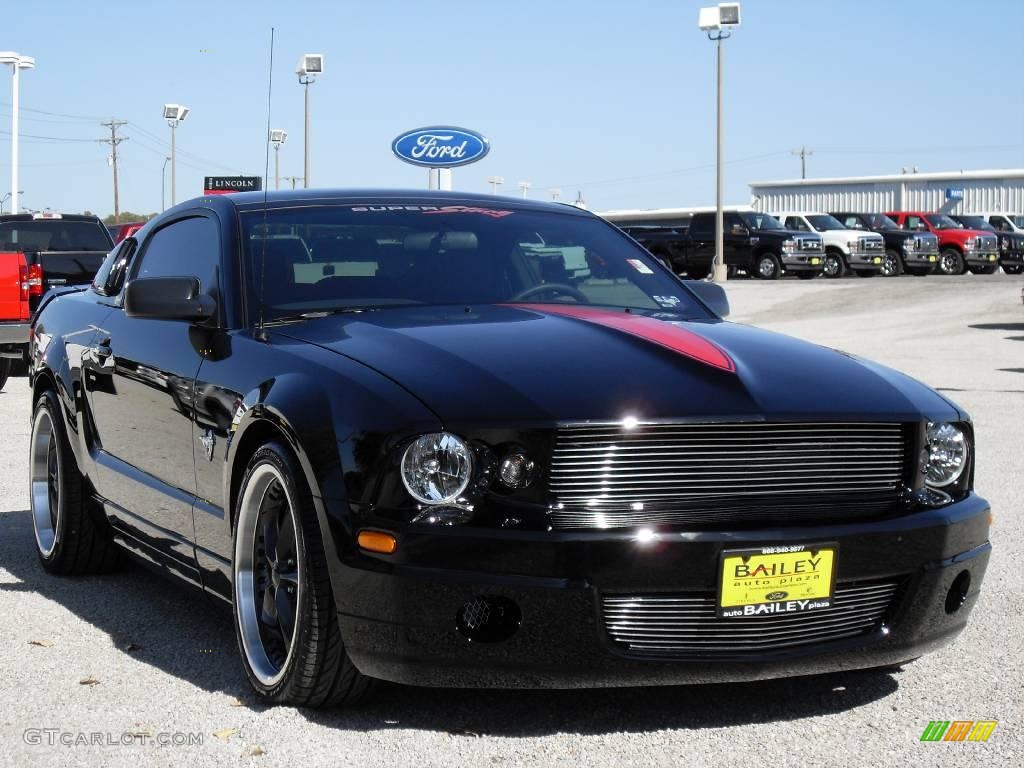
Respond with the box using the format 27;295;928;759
810;257;820;265
989;254;997;261
929;255;937;262
718;543;837;618
872;257;882;264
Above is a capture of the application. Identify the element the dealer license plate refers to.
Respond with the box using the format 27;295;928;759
989;254;998;262
810;257;820;265
872;257;882;264
929;255;937;262
718;543;837;618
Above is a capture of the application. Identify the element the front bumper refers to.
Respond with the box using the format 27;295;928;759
904;250;939;267
334;493;991;688
781;253;824;272
846;251;884;270
965;251;1000;267
0;322;30;359
999;250;1023;267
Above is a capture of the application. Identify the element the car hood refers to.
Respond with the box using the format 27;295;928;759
273;304;959;426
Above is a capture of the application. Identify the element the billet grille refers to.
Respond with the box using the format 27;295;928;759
602;580;901;656
548;422;909;529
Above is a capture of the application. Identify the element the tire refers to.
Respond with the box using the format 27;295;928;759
937;248;965;276
0;358;10;391
1003;264;1024;275
232;441;374;708
754;253;781;280
880;249;903;277
853;269;877;278
30;389;120;575
822;250;846;279
967;264;998;275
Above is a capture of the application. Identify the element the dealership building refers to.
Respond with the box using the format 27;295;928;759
600;168;1024;227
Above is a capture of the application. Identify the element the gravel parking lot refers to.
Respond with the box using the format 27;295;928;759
0;274;1020;767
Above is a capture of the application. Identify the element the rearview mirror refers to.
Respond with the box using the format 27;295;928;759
687;280;730;317
125;277;216;321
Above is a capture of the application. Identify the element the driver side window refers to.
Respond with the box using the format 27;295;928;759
133;216;220;298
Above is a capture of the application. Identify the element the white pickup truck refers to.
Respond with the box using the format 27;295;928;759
774;212;885;278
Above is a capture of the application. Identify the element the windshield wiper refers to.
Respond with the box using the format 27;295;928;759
263;307;379;326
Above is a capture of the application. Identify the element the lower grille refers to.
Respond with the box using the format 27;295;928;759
603;580;900;657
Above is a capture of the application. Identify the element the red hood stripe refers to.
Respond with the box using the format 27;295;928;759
508;304;737;373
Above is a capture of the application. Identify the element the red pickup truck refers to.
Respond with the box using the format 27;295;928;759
886;211;1000;276
0;213;113;388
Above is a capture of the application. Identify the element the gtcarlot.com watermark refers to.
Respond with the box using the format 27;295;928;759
24;729;203;747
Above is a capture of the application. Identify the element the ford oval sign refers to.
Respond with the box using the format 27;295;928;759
392;126;490;169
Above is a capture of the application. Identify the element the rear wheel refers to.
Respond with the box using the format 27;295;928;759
0;358;10;391
754;253;781;280
938;248;965;276
30;389;119;574
822;250;846;278
233;442;373;708
880;249;903;277
1003;264;1023;275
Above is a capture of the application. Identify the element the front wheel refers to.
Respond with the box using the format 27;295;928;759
1003;264;1023;275
754;253;781;280
822;251;846;278
938;248;965;276
233;442;373;708
880;249;903;277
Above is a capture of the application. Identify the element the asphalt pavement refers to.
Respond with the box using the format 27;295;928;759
0;273;1021;767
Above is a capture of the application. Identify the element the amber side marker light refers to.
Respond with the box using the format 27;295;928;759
358;530;398;554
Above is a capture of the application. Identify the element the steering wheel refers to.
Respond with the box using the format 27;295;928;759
510;283;589;303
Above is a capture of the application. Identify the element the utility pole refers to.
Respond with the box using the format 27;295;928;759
98;119;128;223
791;146;813;179
283;175;303;190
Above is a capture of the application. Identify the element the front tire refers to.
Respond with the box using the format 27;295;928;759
822;250;846;278
880;249;903;277
1002;264;1023;275
232;442;373;708
30;390;119;574
938;248;965;275
754;253;781;280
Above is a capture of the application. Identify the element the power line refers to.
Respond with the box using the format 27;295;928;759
0;129;96;142
791;146;813;178
0;101;102;121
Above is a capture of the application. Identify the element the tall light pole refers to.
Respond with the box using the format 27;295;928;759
163;104;190;206
270;129;287;189
1;52;35;215
549;188;561;201
699;3;741;282
518;181;531;198
161;156;171;211
296;54;323;189
486;175;504;195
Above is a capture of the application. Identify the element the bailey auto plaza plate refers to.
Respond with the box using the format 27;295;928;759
718;543;838;618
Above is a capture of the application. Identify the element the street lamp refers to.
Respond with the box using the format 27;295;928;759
549;188;561;201
270;129;287;190
163;103;190;206
161;156;171;211
518;181;531;198
486;175;504;195
296;54;323;189
698;2;741;282
1;52;35;215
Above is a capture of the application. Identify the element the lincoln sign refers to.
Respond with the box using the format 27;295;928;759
203;176;263;195
391;126;490;168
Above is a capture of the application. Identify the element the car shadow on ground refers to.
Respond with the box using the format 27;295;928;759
0;508;901;736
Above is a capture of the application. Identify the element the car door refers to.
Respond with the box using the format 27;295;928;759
84;213;222;580
687;215;715;269
722;212;747;266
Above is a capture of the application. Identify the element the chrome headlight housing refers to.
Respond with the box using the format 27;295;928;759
963;237;977;250
401;432;473;504
782;239;797;253
1000;236;1010;250
903;239;916;253
923;422;969;488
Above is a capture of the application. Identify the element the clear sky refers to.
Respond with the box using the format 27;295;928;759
2;0;1023;217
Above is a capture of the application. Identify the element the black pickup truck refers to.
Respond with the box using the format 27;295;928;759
950;215;1024;275
831;212;939;277
625;211;824;280
618;226;688;271
0;213;113;387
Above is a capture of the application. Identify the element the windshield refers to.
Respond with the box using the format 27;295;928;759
865;213;898;230
739;212;784;231
1012;216;1024;229
240;204;710;321
924;214;961;230
954;216;995;231
0;220;113;252
806;214;846;232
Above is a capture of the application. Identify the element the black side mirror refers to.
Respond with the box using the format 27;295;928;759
125;277;216;321
730;224;749;236
687;280;730;318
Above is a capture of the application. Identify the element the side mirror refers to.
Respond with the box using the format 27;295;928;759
125;277;216;321
730;223;750;236
687;280;730;317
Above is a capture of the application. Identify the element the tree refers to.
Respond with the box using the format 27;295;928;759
103;211;157;225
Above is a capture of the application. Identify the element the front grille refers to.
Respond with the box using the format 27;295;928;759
977;234;997;251
914;235;939;252
859;237;884;252
603;580;901;656
548;422;909;529
798;237;823;252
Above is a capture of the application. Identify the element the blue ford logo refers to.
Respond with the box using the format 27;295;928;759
391;126;490;168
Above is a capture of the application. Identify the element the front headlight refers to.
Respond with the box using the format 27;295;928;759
963;237;977;249
924;422;968;488
401;432;473;504
782;239;796;253
1000;237;1010;250
903;240;916;253
847;240;859;251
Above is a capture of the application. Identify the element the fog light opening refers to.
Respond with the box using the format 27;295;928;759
456;596;522;643
945;570;971;615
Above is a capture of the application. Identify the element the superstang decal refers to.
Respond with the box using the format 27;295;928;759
349;205;514;218
509;304;737;373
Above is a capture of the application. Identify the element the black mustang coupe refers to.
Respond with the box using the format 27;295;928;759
28;190;990;707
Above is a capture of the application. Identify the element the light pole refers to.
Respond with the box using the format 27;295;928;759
518;181;531;198
163;104;190;206
549;188;561;201
1;52;35;215
161;156;171;211
698;3;740;282
486;175;504;195
270;129;287;190
296;54;323;189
